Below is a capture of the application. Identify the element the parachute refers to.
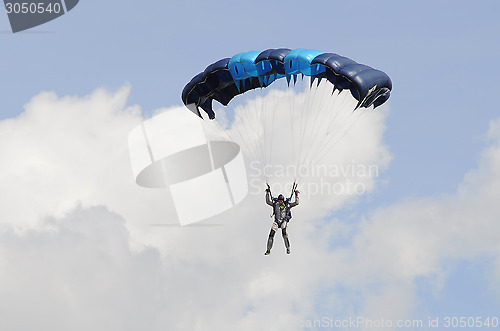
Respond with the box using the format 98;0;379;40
181;48;392;187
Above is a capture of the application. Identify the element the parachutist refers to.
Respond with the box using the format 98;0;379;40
264;187;299;255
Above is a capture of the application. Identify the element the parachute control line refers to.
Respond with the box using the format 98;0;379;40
128;107;248;225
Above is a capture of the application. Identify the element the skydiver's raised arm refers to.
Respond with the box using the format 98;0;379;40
289;190;299;207
266;190;274;206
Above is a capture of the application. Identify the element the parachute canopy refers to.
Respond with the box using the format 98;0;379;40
182;48;392;119
181;48;392;186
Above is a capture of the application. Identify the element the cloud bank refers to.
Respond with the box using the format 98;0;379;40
0;86;498;330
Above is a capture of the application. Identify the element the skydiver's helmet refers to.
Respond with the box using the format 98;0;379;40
277;194;284;202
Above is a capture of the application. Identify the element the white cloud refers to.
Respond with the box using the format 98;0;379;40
314;118;500;325
0;85;498;330
0;85;392;330
0;205;167;331
0;86;142;227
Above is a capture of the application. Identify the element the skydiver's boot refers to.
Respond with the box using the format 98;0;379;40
265;230;275;255
283;229;290;254
265;236;273;255
284;236;290;254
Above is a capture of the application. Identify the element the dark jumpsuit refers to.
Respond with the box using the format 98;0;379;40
265;191;299;254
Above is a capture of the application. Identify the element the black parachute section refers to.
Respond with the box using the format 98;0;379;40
182;48;392;119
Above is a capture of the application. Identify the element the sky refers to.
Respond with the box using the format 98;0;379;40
1;1;499;330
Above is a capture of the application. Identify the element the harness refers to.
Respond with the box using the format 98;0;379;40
270;198;292;220
267;182;297;220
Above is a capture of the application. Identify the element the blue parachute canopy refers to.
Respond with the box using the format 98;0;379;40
181;48;392;119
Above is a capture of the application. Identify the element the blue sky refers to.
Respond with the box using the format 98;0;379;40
1;1;499;330
2;1;499;200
